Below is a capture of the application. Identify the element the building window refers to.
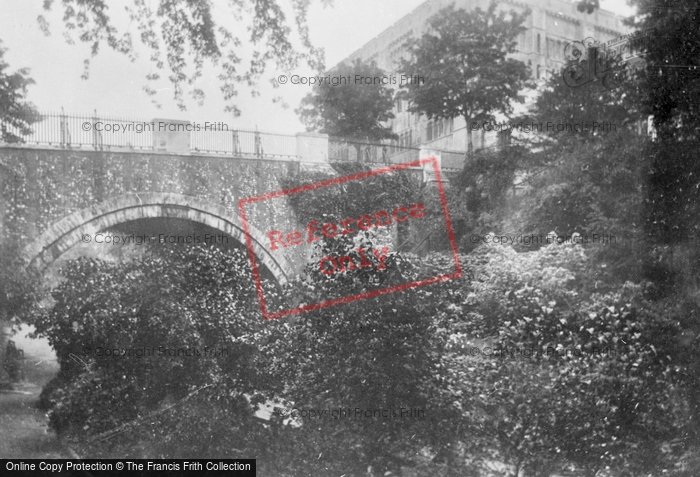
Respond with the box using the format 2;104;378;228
537;33;541;54
398;130;413;148
425;118;454;142
389;139;399;155
557;40;564;60
536;64;541;79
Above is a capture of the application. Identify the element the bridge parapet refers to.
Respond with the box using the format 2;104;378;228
0;111;329;163
1;111;467;169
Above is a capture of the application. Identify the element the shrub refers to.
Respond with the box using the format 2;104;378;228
30;243;276;444
434;241;690;476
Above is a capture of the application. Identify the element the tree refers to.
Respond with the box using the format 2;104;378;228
398;1;533;154
263;166;466;475
504;74;649;281
297;59;398;142
449;70;648;262
0;41;41;143
572;0;700;246
452;145;526;253
0;42;40;383
631;0;700;139
524;71;646;147
36;0;325;114
564;0;700;140
576;0;700;139
574;3;700;451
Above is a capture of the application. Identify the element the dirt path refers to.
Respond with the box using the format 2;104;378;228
0;385;70;458
0;330;70;459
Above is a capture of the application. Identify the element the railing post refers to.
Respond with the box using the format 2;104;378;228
254;129;263;157
92;109;103;151
363;145;371;163
60;107;71;148
232;130;241;155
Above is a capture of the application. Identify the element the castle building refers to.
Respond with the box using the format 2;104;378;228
337;0;631;163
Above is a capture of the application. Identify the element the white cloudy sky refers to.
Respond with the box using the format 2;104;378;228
0;0;634;135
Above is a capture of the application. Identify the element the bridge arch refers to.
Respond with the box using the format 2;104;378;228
21;192;291;284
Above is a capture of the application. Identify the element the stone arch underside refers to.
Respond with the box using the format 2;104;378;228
22;192;292;285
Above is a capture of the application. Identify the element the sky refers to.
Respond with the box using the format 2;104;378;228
0;0;635;135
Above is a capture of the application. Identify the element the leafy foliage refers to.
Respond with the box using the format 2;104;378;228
0;41;41;143
265;238;463;476
38;0;326;113
398;1;533;152
297;59;398;141
278;162;435;253
30;244;276;439
435;242;690;477
21;232;696;475
523;72;646;147
451;145;525;254
621;0;700;139
280;162;419;225
453;69;649;281
573;6;700;447
12;136;693;475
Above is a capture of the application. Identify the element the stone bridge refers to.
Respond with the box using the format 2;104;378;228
0;119;452;383
1;144;306;280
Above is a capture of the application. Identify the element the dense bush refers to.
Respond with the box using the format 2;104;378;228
30;243;277;441
264;234;465;476
433;241;690;476
22;224;695;475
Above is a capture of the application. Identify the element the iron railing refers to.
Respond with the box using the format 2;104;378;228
329;138;421;165
329;138;466;170
0;111;299;158
1;110;470;167
191;128;297;158
2;110;154;150
439;150;467;170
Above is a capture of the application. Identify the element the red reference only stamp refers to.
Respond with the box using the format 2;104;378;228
238;157;462;320
268;203;427;275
